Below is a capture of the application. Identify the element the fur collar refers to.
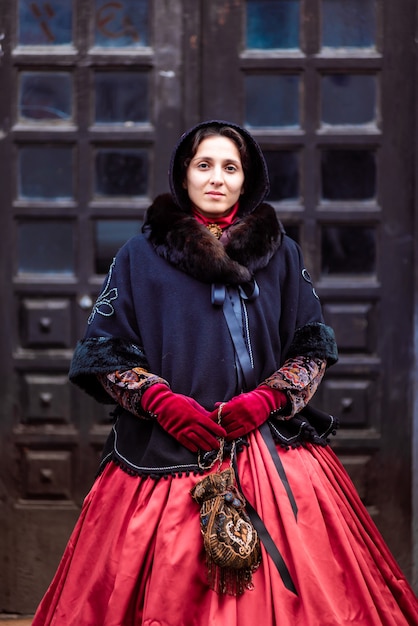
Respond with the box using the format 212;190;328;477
142;194;284;285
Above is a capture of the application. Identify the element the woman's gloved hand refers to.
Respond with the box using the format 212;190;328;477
141;384;226;452
217;387;288;440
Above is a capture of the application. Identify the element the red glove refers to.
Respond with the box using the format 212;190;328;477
217;386;288;440
141;384;226;452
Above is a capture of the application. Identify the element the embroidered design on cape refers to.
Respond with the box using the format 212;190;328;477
88;258;118;324
302;268;320;300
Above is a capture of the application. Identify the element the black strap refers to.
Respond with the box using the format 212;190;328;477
246;501;298;596
233;459;298;596
260;422;298;520
212;284;257;391
223;289;257;390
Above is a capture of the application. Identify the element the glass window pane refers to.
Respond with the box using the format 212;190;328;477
321;150;376;201
322;0;376;48
264;150;299;201
95;0;148;48
322;74;376;126
95;220;141;274
18;221;74;274
94;72;148;124
246;0;300;49
18;0;72;45
321;226;376;275
245;75;300;128
19;72;72;122
95;149;148;196
19;146;73;199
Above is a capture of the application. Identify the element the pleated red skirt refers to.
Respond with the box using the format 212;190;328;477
32;431;418;625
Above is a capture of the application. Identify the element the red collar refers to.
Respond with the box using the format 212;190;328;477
191;201;239;230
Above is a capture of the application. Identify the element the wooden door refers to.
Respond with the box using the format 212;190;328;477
0;0;185;612
0;0;416;614
197;0;416;578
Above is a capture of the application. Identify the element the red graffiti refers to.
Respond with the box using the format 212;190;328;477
96;2;140;42
30;2;56;43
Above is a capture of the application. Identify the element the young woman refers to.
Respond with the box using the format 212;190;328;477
32;120;418;625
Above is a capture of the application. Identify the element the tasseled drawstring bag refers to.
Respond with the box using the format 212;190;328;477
190;405;261;596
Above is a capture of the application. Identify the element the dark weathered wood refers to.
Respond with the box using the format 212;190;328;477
372;0;416;574
200;0;244;122
413;0;418;594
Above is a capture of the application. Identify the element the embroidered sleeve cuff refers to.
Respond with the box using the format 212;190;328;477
97;368;170;417
263;356;326;418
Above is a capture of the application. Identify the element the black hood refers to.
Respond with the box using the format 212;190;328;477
169;120;270;217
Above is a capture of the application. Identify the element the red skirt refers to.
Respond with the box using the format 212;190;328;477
32;431;418;625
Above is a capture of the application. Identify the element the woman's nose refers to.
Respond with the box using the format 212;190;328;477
210;165;223;184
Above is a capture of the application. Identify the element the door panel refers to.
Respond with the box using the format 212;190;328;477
0;0;416;613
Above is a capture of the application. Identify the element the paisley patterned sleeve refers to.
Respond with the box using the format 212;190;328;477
97;368;169;417
262;356;326;418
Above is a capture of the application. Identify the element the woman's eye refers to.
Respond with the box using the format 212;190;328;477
226;165;237;172
197;162;209;169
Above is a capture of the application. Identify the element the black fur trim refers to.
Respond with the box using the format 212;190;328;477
69;337;149;403
224;204;285;273
286;322;338;365
143;194;283;285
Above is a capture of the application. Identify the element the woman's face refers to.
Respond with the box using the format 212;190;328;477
184;135;245;219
